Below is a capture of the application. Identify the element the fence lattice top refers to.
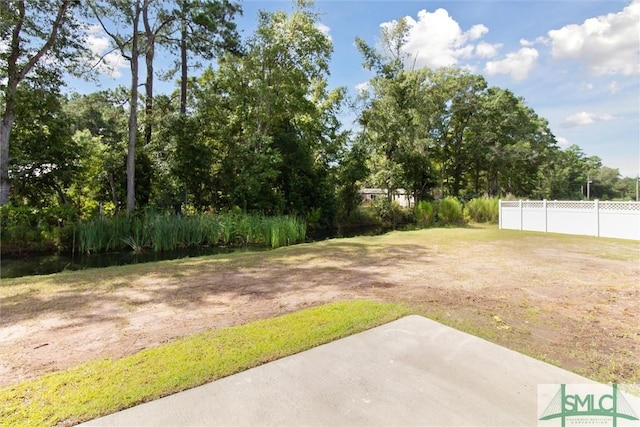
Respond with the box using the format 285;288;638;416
523;201;544;208
547;201;594;209
500;200;640;212
600;201;640;211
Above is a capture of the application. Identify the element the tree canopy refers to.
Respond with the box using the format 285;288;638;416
1;0;635;224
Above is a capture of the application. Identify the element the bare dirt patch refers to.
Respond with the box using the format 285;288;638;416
1;226;639;387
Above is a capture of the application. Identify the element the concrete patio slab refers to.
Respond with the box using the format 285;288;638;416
81;315;632;426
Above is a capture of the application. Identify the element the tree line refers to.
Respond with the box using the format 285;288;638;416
1;0;636;229
352;19;637;207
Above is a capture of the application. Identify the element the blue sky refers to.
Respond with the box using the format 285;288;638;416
72;0;640;178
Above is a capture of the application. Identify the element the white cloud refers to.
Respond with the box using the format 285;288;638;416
520;38;534;47
520;37;548;47
584;83;593;90
564;111;616;127
548;0;640;75
608;80;620;93
355;81;370;95
85;24;128;78
567;111;594;125
556;136;570;147
86;34;109;53
484;47;538;81
385;9;494;69
315;23;332;41
467;24;489;40
475;42;501;58
460;64;477;74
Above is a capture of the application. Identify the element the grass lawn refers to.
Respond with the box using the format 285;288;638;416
0;300;409;426
1;224;638;426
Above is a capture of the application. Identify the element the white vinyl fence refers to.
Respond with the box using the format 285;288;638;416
499;200;640;241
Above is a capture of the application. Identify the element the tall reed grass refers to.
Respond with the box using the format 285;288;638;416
414;197;465;227
76;212;307;254
415;200;436;226
437;197;465;225
465;197;499;223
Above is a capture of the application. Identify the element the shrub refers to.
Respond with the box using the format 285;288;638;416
415;200;436;227
306;208;322;230
370;197;410;226
0;204;77;254
339;206;381;227
371;196;392;222
465;197;499;223
436;197;465;226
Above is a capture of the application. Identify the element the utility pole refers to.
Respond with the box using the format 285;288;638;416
586;175;592;200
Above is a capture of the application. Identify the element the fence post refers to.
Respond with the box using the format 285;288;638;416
543;199;547;233
519;200;523;231
498;199;502;229
595;199;600;237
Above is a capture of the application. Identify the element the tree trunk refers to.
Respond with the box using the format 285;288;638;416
54;182;69;206
107;172;118;213
486;168;499;197
0;80;17;204
439;163;446;198
451;176;461;198
179;12;188;115
143;1;154;146
127;1;141;215
0;111;13;205
474;159;480;194
143;49;153;147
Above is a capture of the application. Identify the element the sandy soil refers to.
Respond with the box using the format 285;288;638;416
1;228;639;387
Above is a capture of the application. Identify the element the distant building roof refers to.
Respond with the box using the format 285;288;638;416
359;188;409;194
359;188;387;194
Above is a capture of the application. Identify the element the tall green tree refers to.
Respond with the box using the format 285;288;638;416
356;18;415;199
466;87;557;197
426;69;487;197
64;90;128;213
0;0;87;205
590;167;622;200
8;82;80;207
615;176;639;201
185;0;346;222
356;17;560;201
167;0;242;115
139;0;241;143
538;145;596;199
141;1;175;146
337;138;369;216
89;0;143;214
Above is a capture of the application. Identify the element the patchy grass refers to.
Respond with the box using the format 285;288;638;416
420;307;500;342
0;300;409;427
3;224;636;293
419;303;563;365
2;224;638;417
